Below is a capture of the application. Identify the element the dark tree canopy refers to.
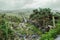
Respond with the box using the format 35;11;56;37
30;8;59;28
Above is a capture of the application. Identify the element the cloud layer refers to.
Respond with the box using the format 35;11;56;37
0;0;60;10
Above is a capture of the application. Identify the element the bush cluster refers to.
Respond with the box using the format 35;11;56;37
40;25;60;40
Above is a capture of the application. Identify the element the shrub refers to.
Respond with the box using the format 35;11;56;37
40;25;60;40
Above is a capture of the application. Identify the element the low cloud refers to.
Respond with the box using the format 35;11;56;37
0;0;60;10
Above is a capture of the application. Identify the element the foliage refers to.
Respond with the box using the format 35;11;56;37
5;16;21;23
30;8;59;28
0;8;59;40
26;23;42;35
0;14;16;40
40;24;60;40
17;23;42;35
30;8;52;26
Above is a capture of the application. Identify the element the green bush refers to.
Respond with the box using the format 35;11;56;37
40;25;60;40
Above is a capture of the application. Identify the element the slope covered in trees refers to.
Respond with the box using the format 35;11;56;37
0;8;60;40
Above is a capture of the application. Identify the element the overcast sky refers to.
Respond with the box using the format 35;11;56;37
0;0;60;10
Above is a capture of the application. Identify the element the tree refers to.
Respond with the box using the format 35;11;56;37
30;8;59;29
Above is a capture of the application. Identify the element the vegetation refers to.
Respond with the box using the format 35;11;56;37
0;8;60;40
29;8;60;40
40;24;60;40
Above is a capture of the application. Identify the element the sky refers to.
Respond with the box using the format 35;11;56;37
0;0;60;10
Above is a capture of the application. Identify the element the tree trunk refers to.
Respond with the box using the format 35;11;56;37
52;16;56;27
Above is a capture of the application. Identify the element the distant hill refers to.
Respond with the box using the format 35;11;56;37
0;9;34;17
